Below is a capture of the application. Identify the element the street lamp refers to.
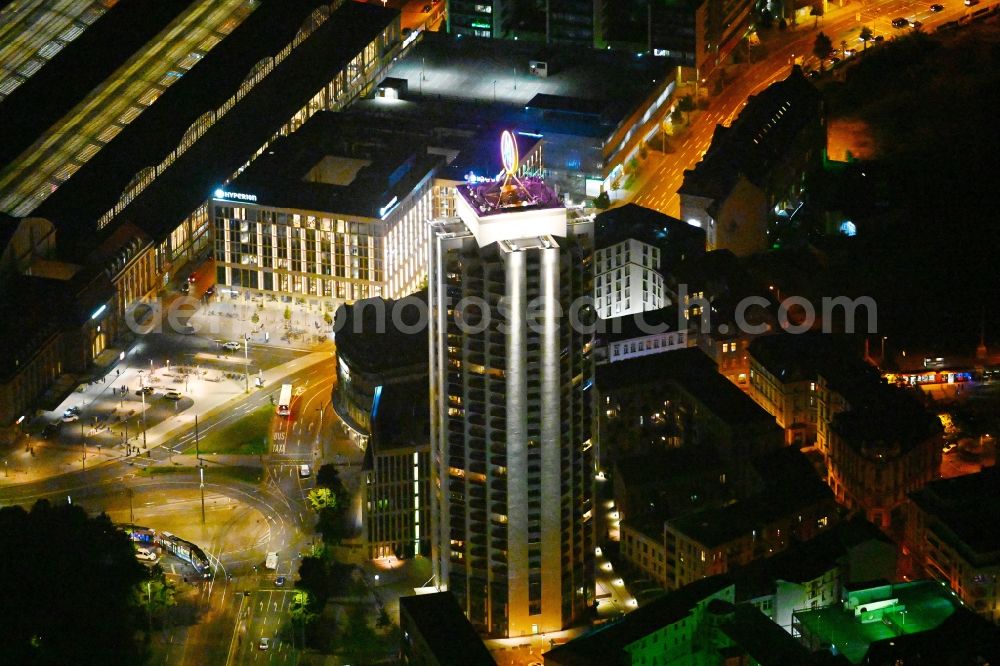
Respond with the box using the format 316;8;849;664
138;371;147;449
243;335;250;393
881;336;888;362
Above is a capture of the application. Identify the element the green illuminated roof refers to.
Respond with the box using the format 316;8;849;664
793;581;960;664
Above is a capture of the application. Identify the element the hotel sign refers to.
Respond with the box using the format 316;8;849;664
214;188;257;202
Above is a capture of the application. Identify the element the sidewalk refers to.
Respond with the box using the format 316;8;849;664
1;351;333;486
189;294;336;351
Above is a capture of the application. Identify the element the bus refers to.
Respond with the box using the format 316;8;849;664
277;383;292;416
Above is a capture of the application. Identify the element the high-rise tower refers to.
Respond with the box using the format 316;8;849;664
428;132;595;637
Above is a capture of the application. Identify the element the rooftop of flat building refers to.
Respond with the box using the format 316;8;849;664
733;516;893;599
596;347;778;429
545;576;734;666
748;333;875;385
829;385;941;454
793;581;967;664
369;378;429;454
380;30;668;135
333;290;428;375
398;592;497;666
223;111;440;218
667;450;834;549
45;1;396;260
908;466;1000;558
598;305;686;342
720;603;816;666
595;204;706;268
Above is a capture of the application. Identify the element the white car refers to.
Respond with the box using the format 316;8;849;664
61;412;80;422
222;341;241;351
163;390;183;400
135;547;158;562
258;637;270;651
299;464;311;479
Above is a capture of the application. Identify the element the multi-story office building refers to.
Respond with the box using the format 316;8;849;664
547;0;604;46
649;0;754;82
428;132;595;637
448;0;604;46
448;0;514;38
212;112;437;307
331;292;431;560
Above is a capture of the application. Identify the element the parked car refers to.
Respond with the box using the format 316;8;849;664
42;422;61;439
164;390;183;400
66;405;81;415
930;3;944;10
275;576;286;587
204;286;215;296
943;443;958;454
964;0;979;6
62;412;79;423
911;20;923;28
843;48;857;57
135;547;158;562
891;17;909;27
136;386;154;395
222;341;241;351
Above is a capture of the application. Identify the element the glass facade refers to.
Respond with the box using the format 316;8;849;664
212;183;432;306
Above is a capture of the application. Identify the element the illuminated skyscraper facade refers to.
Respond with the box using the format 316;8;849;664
428;133;595;637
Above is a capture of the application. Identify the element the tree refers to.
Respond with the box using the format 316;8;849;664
283;305;292;322
0;501;147;664
671;107;685;127
677;94;696;125
779;17;788;30
307;487;337;511
593;191;611;209
317;506;350;545
136;565;177;631
813;32;834;69
251;312;260;324
316;463;346;499
761;7;774;27
810;2;824;27
859;25;874;51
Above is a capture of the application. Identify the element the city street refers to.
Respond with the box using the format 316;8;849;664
630;0;996;218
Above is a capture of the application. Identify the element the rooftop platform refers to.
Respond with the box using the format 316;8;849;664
223;111;440;218
794;581;960;664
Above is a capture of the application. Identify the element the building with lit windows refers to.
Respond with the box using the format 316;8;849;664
649;0;755;84
593;203;705;321
448;0;514;38
332;293;431;560
428;132;595;637
212;112;437;306
825;385;942;533
906;467;1000;625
